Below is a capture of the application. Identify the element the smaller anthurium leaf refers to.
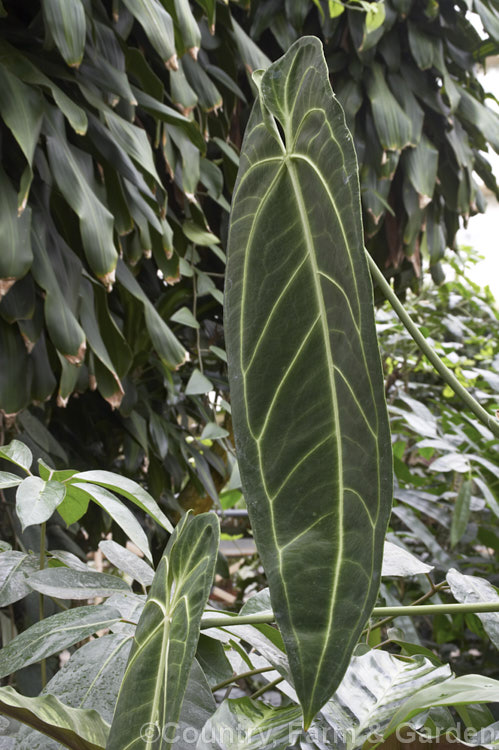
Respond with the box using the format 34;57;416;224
185;368;214;395
26;568;131;600
99;540;154;587
429;453;471;474
71;482;152;561
15;477;66;530
450;479;472;548
0;687;109;750
107;512;219;750
0;440;32;472
71;470;172;534
42;0;86;67
197;698;303;750
382;541;434;577
447;569;499;649
170;306;200;329
200;423;229;440
0;551;39;607
0;471;23;489
384;675;499;738
0;605;121;678
183;221;220;246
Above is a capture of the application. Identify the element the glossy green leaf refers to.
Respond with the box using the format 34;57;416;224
225;36;392;726
0;471;23;489
72;470;173;533
69;482;153;561
99;540;154;586
0;687;109;750
15;476;66;530
450;479;472;547
57;483;90;526
107;512;219;750
27;568;131;599
447;568;499;649
0;440;32;472
42;0;86;67
0;605;120;678
0;551;39;607
197;698;303;750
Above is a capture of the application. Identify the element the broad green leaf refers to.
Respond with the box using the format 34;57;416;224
15;477;66;530
197;698;303;750
0;471;23;489
57;483;90;526
42;0;86;67
70;482;152;561
0;687;109;750
26;568;131;599
407;22;436;69
381;540;434;577
450;479;472;547
200;423;229;440
447;568;499;649
0;551;39;607
72;470;172;533
0;67;44;167
225;36;392;726
329;0;345;18
183;220;220;246
99;540;154;586
170;306;200;329
0;605;120;678
107;512;219;749
121;0;177;69
384;674;499;738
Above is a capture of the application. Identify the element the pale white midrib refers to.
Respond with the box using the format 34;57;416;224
286;159;344;707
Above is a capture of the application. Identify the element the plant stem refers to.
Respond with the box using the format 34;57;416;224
211;665;276;692
363;581;448;635
39;522;46;688
250;676;284;700
201;601;499;630
366;251;499;438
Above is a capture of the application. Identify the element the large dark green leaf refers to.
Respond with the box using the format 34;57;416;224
225;36;392;726
107;512;219;749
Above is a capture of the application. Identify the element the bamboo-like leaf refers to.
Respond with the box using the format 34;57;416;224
450;479;472;547
0;66;44;167
42;0;86;68
107;512;219;750
0;687;109;750
225;37;392;726
0;166;32;292
121;0;178;70
367;62;413;149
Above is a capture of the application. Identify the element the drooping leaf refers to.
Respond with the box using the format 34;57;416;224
382;540;434;578
0;471;23;489
0;66;44;167
0;439;32;472
107;512;219;750
367;62;413;149
0;687;109;750
120;0;177;70
0;605;121;678
99;540;154;586
225;36;392;726
26;568;131;600
447;568;499;649
0;166;32;292
42;0;86;68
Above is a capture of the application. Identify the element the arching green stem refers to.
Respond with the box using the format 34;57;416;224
366;251;499;438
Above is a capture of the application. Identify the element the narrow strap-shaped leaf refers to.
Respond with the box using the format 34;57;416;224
0;687;109;750
42;0;86;68
107;512;219;749
225;36;392;726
